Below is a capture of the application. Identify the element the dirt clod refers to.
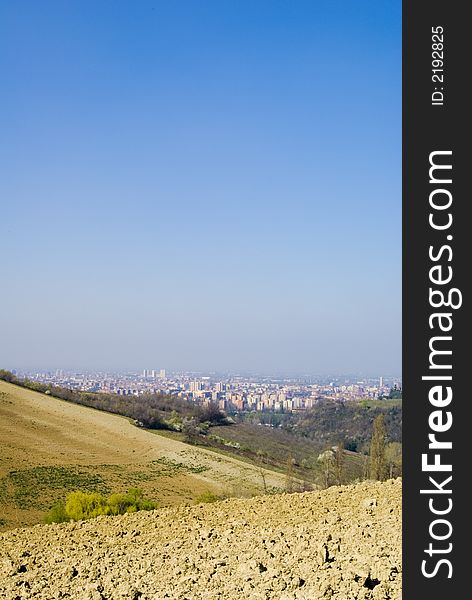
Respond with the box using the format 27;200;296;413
0;479;401;599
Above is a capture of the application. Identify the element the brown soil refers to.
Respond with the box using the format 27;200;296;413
0;479;401;599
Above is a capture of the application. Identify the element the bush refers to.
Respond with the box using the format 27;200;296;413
65;491;108;521
45;488;157;523
0;370;17;383
105;488;156;515
193;491;222;504
44;502;69;524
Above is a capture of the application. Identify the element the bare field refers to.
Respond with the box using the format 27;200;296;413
0;381;287;530
0;479;402;599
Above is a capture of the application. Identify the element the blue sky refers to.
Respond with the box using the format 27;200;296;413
0;0;401;375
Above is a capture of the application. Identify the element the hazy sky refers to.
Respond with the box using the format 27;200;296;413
0;1;401;376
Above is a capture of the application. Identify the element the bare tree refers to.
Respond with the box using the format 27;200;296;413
385;442;402;478
334;442;345;485
369;415;387;480
256;449;268;493
182;419;199;444
362;454;370;481
317;449;335;489
285;453;296;493
300;458;313;492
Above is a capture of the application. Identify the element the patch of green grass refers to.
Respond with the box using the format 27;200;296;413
187;464;208;473
194;491;222;504
0;466;110;510
150;457;209;475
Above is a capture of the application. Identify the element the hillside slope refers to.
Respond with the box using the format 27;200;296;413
0;380;287;530
0;479;401;599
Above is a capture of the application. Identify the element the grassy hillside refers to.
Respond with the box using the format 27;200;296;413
149;421;368;488
0;380;288;531
0;372;401;485
184;398;402;484
207;423;368;482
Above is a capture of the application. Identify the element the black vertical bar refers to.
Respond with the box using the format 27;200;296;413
403;1;469;597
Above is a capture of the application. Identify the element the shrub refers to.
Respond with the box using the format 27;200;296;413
193;491;222;504
45;488;157;523
44;502;69;524
65;491;108;521
105;488;156;515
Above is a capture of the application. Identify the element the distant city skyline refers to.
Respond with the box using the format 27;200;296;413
11;368;401;414
10;365;402;382
0;1;401;375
